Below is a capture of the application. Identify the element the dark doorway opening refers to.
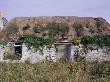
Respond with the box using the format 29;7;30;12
15;46;22;54
14;43;22;57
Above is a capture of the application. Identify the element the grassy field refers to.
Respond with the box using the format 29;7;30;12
0;60;110;82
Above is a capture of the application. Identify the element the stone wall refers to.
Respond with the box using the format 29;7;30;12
21;44;110;63
0;43;110;63
72;44;110;62
0;43;57;63
21;43;56;63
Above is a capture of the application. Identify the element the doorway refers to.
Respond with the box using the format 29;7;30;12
14;43;22;57
55;43;72;60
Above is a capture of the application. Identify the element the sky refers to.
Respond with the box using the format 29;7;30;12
0;0;110;22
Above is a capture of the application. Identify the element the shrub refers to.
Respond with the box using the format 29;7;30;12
0;40;8;45
19;34;54;48
81;36;95;45
81;35;110;46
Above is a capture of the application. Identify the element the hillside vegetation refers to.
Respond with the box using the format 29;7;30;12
1;16;110;41
0;61;110;82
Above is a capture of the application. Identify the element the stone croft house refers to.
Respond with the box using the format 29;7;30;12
0;15;110;63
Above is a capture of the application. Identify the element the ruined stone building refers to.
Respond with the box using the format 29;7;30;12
0;16;110;63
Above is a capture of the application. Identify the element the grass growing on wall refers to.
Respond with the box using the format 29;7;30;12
72;35;110;46
19;34;54;48
0;61;110;82
81;35;110;46
0;40;8;46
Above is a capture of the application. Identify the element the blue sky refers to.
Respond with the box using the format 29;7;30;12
0;0;110;22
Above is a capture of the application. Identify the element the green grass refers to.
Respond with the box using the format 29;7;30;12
0;60;110;82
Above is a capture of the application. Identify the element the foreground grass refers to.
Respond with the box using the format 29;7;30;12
0;60;110;82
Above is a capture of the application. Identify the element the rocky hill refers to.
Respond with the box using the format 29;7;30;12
1;16;110;41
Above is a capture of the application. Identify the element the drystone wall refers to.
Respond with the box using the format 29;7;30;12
73;44;110;62
21;43;56;63
0;43;57;63
0;43;110;63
